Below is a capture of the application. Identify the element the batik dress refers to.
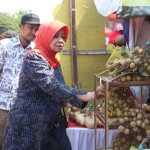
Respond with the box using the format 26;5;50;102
2;53;87;150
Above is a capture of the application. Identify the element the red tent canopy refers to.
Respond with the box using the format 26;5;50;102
106;13;122;23
106;13;117;20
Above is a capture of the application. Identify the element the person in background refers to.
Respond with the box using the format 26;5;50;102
108;29;126;46
0;13;40;150
1;30;16;39
2;20;105;150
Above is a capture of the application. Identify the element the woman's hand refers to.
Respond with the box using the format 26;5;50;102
76;92;94;102
76;85;105;102
96;85;105;99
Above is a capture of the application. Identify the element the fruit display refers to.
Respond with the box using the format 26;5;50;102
105;45;150;82
112;125;150;150
68;103;102;129
96;85;150;149
111;102;150;150
96;43;150;149
98;87;137;119
142;103;150;112
112;127;149;150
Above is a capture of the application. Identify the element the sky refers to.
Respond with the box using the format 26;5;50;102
0;0;63;23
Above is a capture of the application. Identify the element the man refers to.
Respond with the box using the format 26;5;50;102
0;13;40;149
1;30;16;39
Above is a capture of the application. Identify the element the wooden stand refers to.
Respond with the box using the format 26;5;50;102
94;73;150;150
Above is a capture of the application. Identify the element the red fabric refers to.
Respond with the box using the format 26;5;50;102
108;30;122;46
106;13;117;20
24;20;69;69
106;13;122;23
68;117;86;128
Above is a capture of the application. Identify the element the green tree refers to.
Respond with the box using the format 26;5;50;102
12;10;27;24
0;10;27;37
0;12;18;37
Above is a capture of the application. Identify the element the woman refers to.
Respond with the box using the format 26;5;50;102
2;20;105;150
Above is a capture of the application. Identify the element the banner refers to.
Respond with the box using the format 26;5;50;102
93;0;150;17
93;0;121;17
122;0;150;6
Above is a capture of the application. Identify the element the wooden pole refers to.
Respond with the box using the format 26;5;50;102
105;81;109;150
94;74;98;150
70;0;78;88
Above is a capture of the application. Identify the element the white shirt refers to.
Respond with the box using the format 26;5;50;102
0;35;32;110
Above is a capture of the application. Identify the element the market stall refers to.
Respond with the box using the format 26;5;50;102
93;42;150;150
92;1;150;149
53;0;150;150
